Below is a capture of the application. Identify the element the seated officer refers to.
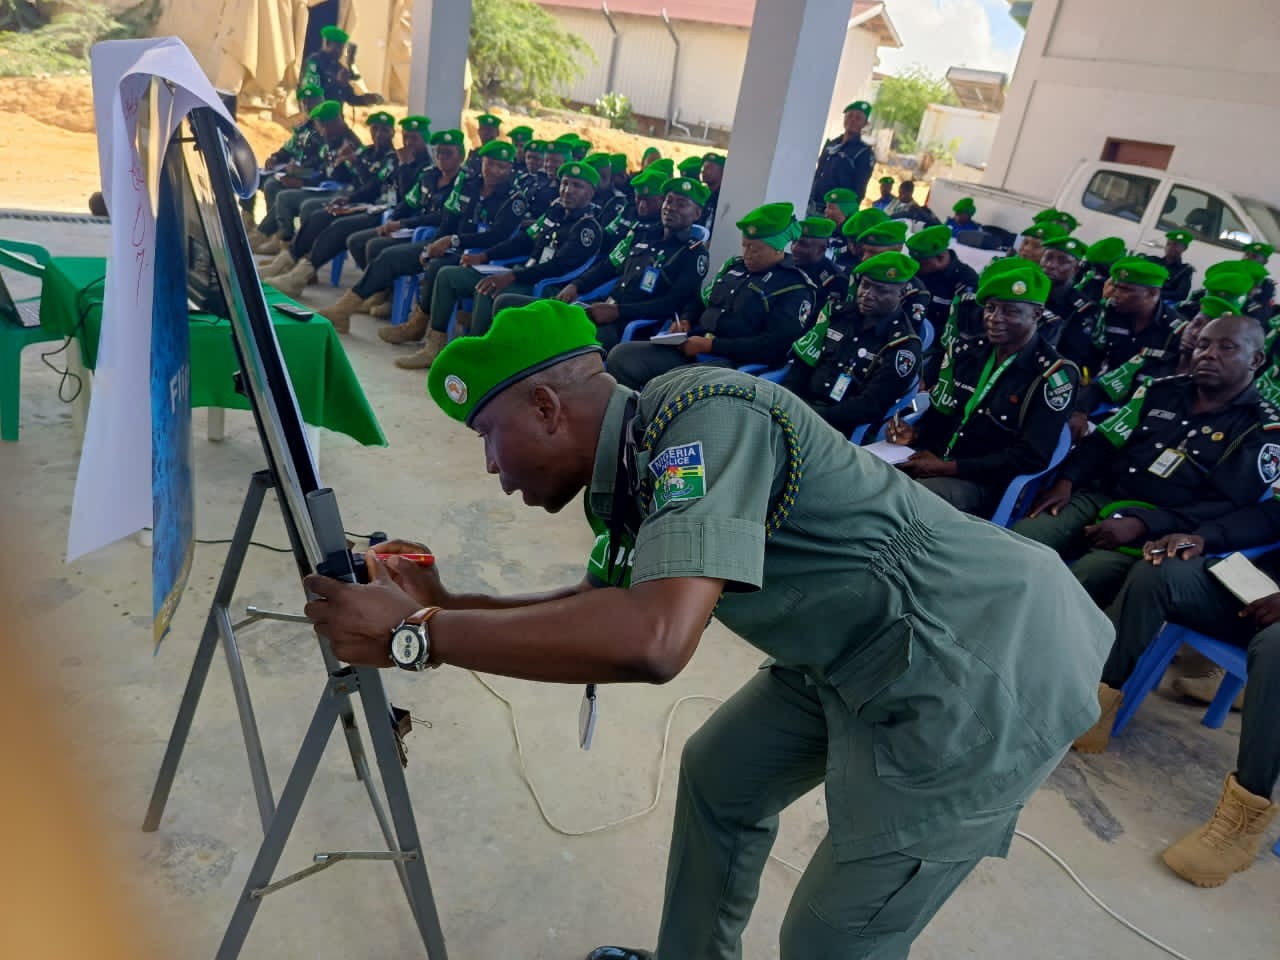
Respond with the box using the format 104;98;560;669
822;187;860;234
1074;522;1280;887
1015;313;1279;604
1037;235;1099;351
1033;207;1079;234
1016;222;1066;265
791;217;848;315
858;218;929;330
906;224;979;335
699;152;724;233
245;82;324;242
1241;242;1276;321
464;113;502;177
607;202;816;389
833;206;887;274
545;175;709;350
781;251;922;436
1144;229;1196;303
1181;260;1261;321
887;262;1078;517
871;175;894;210
1076;236;1127;303
424;160;603;339
946;197;980;237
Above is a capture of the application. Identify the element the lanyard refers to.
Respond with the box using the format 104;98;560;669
607;394;641;583
946;349;1018;457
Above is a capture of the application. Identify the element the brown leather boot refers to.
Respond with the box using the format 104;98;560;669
1163;773;1278;887
270;259;317;299
251;232;281;255
1173;666;1244;710
1072;683;1123;754
379;305;429;344
259;248;296;279
395;328;448;368
360;290;389;311
370;302;393;319
321;289;364;334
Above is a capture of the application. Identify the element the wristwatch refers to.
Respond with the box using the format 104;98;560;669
389;607;442;671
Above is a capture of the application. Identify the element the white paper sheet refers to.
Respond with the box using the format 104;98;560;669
862;441;914;465
69;38;247;561
1209;553;1280;605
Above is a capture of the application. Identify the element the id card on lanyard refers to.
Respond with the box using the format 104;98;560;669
944;350;1017;457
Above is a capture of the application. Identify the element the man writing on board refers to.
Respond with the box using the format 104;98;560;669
304;299;1112;960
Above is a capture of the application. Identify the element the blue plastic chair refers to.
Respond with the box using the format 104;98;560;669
758;364;790;383
329;209;396;285
988;423;1074;527
575;277;619;303
621;318;666;342
532;256;598;297
918;317;935;353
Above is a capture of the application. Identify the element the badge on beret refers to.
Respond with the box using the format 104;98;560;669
570;164;581;176
681;182;691;192
1259;443;1280;484
444;375;468;405
895;349;915;377
1012;280;1027;295
887;267;897;279
1119;269;1130;281
748;225;758;236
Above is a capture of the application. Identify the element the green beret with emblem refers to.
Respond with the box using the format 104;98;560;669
1166;229;1193;247
298;82;323;100
799;216;836;240
677;156;703;177
644;157;674;178
507;125;533;143
1021;223;1067;242
879;176;895;186
1032;208;1077;232
1198;294;1243;319
1042;235;1089;259
366;111;395;128
1085;236;1126;266
428;299;604;426
857;218;909;247
844;100;872;116
400;115;431;134
476;139;515;162
824;187;860;216
855;251;918;284
736;201;800;250
1203;261;1261;296
630;171;667;198
661;176;709;206
309;100;342;122
1245;241;1275;258
557;161;600;188
430;128;464;150
476;113;502;128
702;152;726;166
320;25;349;44
524;139;548;154
841;206;888;239
977;263;1051;305
980;255;1036;282
1110;256;1168;288
952;197;976;215
1032;208;1061;224
610;153;629;173
905;224;952;259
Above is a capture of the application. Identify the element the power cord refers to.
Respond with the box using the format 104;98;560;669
465;674;1199;960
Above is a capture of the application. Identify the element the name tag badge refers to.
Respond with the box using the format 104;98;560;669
639;265;660;293
829;372;853;402
539;243;557;264
1148;448;1186;478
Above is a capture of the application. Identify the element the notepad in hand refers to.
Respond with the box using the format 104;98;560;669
1209;553;1280;605
863;441;914;465
649;332;688;346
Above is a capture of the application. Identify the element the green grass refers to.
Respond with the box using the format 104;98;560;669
0;1;157;77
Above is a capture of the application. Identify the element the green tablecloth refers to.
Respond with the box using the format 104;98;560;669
40;256;385;446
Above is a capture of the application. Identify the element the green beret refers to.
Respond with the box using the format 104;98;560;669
858;219;909;247
854;251;918;284
552;133;578;145
428;300;604;426
477;113;502;128
430;128;464;147
1032;208;1061;224
571;142;591;159
702;152;726;166
878;176;895;186
799;217;836;240
1165;229;1193;247
1245;242;1275;258
1042;235;1089;259
400;115;431;134
309;100;342;122
677;156;703;176
905;224;952;259
1198;294;1243;319
641;147;662;160
557;161;600;188
476;140;515;163
1203;262;1260;297
298;82;323;100
661;176;709;206
320;25;349;44
366;111;395;127
644;157;675;178
610;153;628;173
1032;208;1078;232
980;256;1037;283
1085;237;1126;266
844;100;872;116
952;197;976;215
630;171;666;198
583;152;613;172
1110;256;1168;288
1021;223;1067;242
841;206;888;239
507;125;533;143
524;139;547;154
977;264;1051;305
824;187;860;215
736;201;799;250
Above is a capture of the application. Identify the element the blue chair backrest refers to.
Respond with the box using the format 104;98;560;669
988;422;1073;527
918;317;935;354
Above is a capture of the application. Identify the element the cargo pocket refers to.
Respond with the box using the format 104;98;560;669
826;616;993;782
857;857;971;940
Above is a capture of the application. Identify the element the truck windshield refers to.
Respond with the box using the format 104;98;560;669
1239;198;1280;247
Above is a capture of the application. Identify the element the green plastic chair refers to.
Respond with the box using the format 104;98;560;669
0;238;62;441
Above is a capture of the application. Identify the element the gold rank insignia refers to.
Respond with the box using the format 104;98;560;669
1212;431;1225;441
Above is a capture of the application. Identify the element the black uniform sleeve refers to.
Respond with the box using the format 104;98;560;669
713;284;815;366
913;404;956;455
821;337;922;435
572;256;622;299
1058;430;1114;489
458;194;525;250
1195;496;1280;553
512;218;602;285
846;147;875;201
953;366;1079;485
402;210;447;230
1166;266;1194;304
481;222;536;262
617;246;710;322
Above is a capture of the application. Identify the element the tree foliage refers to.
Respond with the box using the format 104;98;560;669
469;0;594;107
0;0;161;76
874;67;956;142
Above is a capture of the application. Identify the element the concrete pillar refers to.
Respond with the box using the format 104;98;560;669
708;0;852;270
407;0;472;128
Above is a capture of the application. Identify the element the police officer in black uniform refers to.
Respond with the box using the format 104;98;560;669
1143;230;1196;303
888;261;1079;518
1016;313;1278;605
1038;235;1101;354
905;224;979;378
808;100;876;214
464;114;503;179
1067;257;1180;385
1076;237;1127;303
607;201;816;389
856;217;931;333
790;216;849;315
1242;244;1277;322
782;251;922;436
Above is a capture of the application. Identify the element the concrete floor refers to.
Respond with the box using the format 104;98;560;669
4;212;1278;960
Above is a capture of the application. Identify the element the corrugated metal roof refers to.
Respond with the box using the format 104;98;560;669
539;0;888;32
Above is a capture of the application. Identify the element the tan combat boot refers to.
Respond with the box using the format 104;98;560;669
395;328;447;368
252;233;283;255
1162;773;1278;887
1072;683;1124;754
379;304;429;344
360;290;389;311
370;302;393;319
321;289;365;334
1173;666;1244;711
271;259;317;299
240;207;258;235
259;248;296;279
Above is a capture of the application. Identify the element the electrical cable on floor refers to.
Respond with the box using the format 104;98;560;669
468;672;1200;960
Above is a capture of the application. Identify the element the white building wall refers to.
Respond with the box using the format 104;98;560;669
822;25;879;137
986;0;1280;202
917;104;1000;168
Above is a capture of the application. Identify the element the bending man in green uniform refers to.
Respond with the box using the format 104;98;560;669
303;299;1112;960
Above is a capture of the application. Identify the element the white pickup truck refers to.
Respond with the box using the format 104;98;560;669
927;160;1280;276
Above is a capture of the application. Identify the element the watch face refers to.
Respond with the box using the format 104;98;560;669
391;626;423;667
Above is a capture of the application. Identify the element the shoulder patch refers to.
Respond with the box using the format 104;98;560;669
1259;443;1280;485
695;253;709;277
649;442;706;510
894;349;916;378
1043;369;1074;411
579;224;597;248
798;299;813;327
510;196;527;217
